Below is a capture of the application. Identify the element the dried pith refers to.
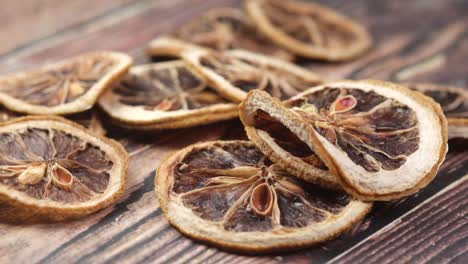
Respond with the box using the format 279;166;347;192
147;8;292;61
183;49;322;102
156;141;371;252
406;83;468;139
240;81;448;201
0;116;128;222
245;0;372;61
0;52;132;115
98;61;238;130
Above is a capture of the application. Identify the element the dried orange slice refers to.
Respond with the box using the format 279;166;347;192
240;80;448;201
147;8;292;61
406;83;468;139
182;49;322;102
156;140;371;252
0;116;128;222
245;0;372;61
98;61;238;130
0;52;132;115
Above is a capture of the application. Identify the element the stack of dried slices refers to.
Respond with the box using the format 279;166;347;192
0;0;466;253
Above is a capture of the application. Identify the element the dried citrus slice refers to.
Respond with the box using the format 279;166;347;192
240;80;448;201
182;49;322;102
245;0;372;61
98;61;238;130
0;116;128;222
147;8;292;61
156;140;371;252
0;52;132;115
406;83;468;139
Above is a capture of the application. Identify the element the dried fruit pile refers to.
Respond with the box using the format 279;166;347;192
0;0;465;254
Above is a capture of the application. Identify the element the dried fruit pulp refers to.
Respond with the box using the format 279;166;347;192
245;0;372;61
0;116;128;222
98;61;238;129
157;140;371;252
182;49;322;102
0;52;132;115
240;81;447;200
155;8;292;60
406;83;468;139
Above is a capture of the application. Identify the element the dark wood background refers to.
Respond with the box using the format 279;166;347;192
0;0;467;263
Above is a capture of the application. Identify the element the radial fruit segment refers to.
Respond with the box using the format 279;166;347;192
0;52;132;115
245;0;372;61
98;61;238;130
240;81;448;201
182;49;322;102
156;140;371;252
0;116;128;222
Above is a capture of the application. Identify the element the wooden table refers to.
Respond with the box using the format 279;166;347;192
0;0;467;263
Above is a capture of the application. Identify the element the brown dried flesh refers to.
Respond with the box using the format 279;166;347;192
157;141;371;252
287;86;420;173
169;8;292;60
98;61;238;129
246;0;372;61
185;49;322;102
0;128;111;202
407;83;468;119
1;54;115;106
114;63;230;111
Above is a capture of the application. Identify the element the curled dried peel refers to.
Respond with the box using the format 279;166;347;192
98;61;238;130
0;52;132;115
245;0;372;61
406;83;468;139
182;49;322;102
147;8;292;60
0;116;128;222
156;140;371;252
240;81;448;201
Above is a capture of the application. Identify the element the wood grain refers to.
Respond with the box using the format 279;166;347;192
0;0;137;55
330;175;468;264
0;0;467;263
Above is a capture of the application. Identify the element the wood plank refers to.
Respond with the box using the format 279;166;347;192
0;0;466;263
0;0;137;55
329;174;468;264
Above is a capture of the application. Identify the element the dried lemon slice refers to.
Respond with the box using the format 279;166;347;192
406;83;467;139
182;49;322;102
147;8;292;61
240;80;448;201
0;52;132;115
245;0;372;61
0;116;128;222
156;140;371;252
98;61;238;130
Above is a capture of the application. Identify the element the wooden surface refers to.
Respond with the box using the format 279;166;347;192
0;0;467;263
